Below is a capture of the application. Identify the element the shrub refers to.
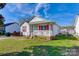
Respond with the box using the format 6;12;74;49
0;31;4;35
5;32;11;37
55;34;77;40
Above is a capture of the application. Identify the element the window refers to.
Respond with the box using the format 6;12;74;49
41;25;46;30
22;26;27;32
38;24;49;30
33;25;37;30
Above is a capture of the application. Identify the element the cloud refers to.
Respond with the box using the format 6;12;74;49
15;3;37;16
4;3;76;20
48;13;75;20
43;4;50;18
22;8;34;15
35;3;51;18
35;3;75;19
6;4;16;12
16;3;22;10
35;3;44;17
5;3;37;18
6;3;22;12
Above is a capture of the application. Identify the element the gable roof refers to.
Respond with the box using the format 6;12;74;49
4;22;19;27
29;21;55;24
20;16;35;26
29;16;58;25
29;16;53;23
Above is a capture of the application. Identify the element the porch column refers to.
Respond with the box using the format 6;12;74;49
30;24;33;37
48;24;53;40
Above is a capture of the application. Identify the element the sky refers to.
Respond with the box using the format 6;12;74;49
0;3;79;26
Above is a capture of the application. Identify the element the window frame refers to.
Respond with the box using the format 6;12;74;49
22;26;27;32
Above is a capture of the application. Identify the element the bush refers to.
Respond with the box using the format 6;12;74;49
5;32;11;37
55;34;77;40
0;31;4;35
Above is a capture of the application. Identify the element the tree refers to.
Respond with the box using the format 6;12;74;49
0;3;6;9
0;3;6;35
0;14;4;26
0;3;6;26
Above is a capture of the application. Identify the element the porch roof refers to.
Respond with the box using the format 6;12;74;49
29;21;55;24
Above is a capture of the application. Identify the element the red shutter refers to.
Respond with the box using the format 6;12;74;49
38;24;41;30
46;24;49;30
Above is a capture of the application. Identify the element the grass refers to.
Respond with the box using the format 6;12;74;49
0;35;79;56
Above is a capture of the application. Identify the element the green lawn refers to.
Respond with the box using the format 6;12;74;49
0;35;79;56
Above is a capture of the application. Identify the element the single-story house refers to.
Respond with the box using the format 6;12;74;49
20;16;60;39
4;22;20;33
60;28;68;34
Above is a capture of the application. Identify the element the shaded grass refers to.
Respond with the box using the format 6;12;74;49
1;46;79;56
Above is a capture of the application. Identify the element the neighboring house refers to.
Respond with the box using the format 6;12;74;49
20;16;60;39
60;26;75;35
4;22;20;33
67;28;75;35
60;28;68;34
74;15;79;36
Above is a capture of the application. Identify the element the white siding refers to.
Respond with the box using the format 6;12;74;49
32;30;50;36
68;29;75;34
5;23;20;33
52;24;60;36
20;23;60;36
20;22;30;36
60;29;67;34
75;15;79;36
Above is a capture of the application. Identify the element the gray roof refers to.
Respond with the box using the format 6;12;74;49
4;22;19;27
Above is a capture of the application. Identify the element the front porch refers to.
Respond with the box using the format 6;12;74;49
29;23;54;40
